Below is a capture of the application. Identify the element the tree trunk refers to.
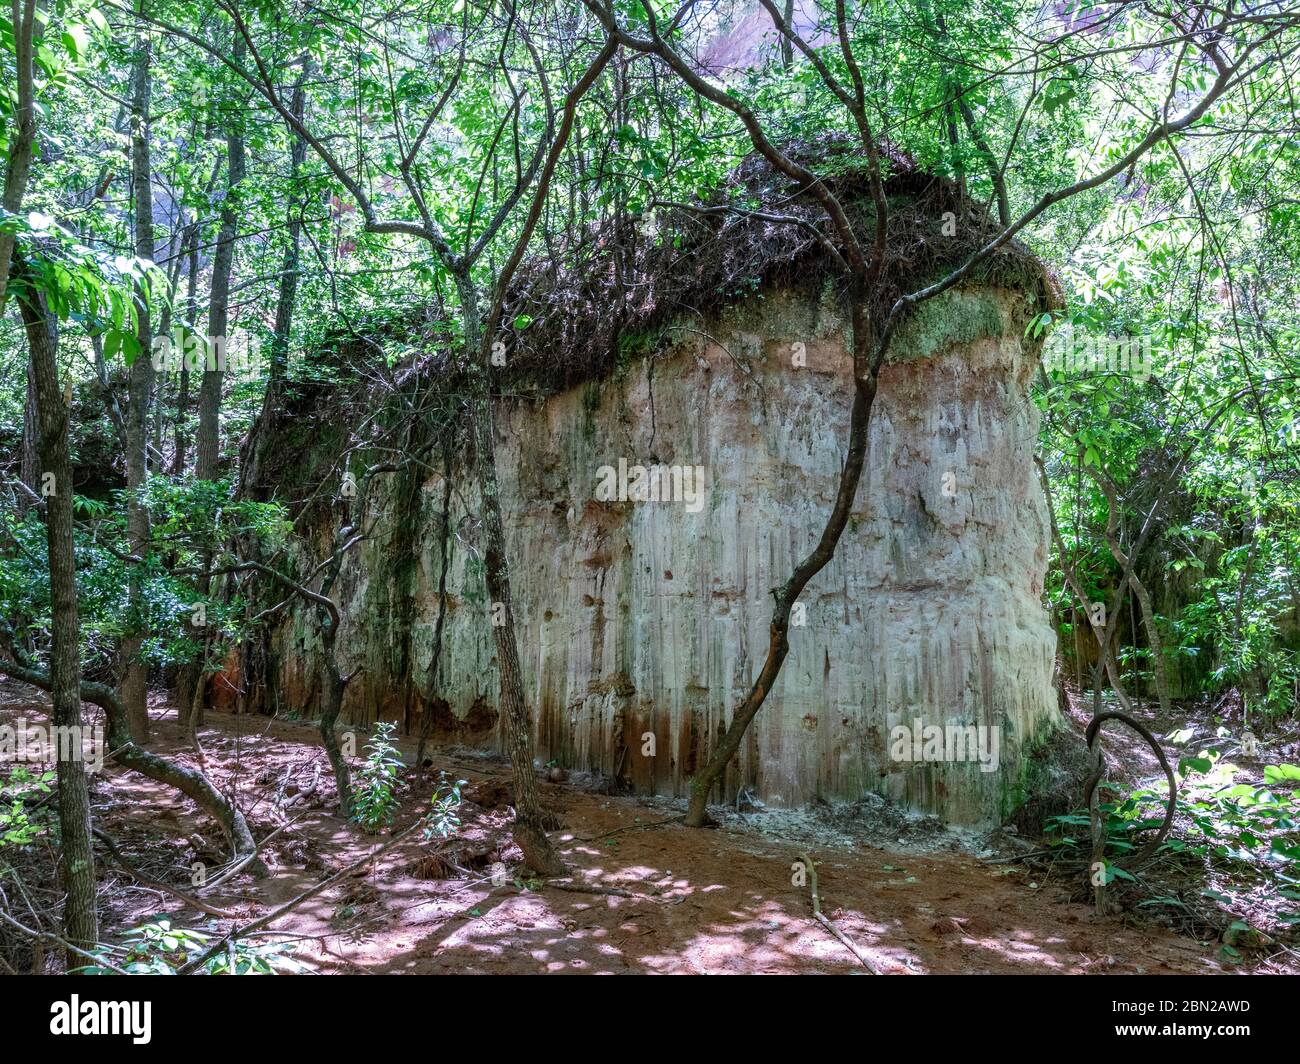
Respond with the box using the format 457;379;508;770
0;0;37;305
685;299;879;827
121;21;155;743
1039;461;1138;706
269;69;307;385
1084;465;1173;715
182;42;247;722
19;363;38;514
469;398;562;873
195;37;246;481
779;0;794;67
16;265;99;965
318;649;352;817
1125;568;1172;714
4;16;99;963
3;0;39;516
315;538;354;817
184;41;247;720
173;230;202;723
171;228;199;475
416;440;454;777
458;274;563;875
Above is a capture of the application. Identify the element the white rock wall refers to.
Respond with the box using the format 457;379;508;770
274;283;1059;825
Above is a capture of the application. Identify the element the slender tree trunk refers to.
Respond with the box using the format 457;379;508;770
3;0;40;516
121;19;155;743
469;397;561;872
196;36;246;481
19;364;38;514
685;299;878;827
779;0;794;67
1084;466;1173;714
1040;461;1137;703
317;625;352;817
0;0;37;305
8;7;106;945
172;232;203;723
16;265;99;965
314;533;354;815
1125;568;1171;713
269;70;307;385
1102;536;1172;712
90;332;127;449
944;101;965;198
185;41;246;722
931;10;1010;226
171;228;198;475
458;274;562;875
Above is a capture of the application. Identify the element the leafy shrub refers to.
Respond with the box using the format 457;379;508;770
0;766;54;848
1046;758;1300;926
78;920;312;975
350;722;405;833
423;771;466;841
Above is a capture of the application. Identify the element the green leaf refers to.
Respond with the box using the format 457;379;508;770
62;25;89;60
1270;838;1300;861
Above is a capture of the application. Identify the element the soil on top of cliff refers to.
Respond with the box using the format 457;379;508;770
4;682;1289;975
246;140;1059;492
497;137;1058;394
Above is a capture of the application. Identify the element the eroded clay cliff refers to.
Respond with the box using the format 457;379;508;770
239;276;1059;826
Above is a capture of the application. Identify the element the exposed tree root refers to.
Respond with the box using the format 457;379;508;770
0;644;266;875
1083;710;1178;870
1083;710;1178;915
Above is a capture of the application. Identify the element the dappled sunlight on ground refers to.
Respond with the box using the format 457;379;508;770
0;685;1258;974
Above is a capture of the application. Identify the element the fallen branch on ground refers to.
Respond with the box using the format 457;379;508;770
177;817;424;974
0;906;130;976
541;878;658;900
92;828;241;919
799;852;879;974
200;816;300;892
572;814;684;843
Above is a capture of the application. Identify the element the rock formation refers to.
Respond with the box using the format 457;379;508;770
232;149;1061;826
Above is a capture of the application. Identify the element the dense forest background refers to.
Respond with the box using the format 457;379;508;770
3;0;1300;975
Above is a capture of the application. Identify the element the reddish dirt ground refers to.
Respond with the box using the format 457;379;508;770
2;681;1292;975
